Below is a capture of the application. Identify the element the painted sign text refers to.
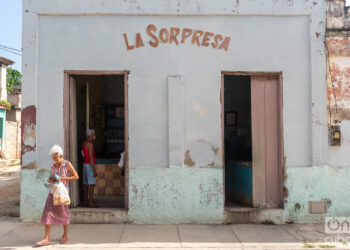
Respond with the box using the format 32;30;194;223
123;24;231;51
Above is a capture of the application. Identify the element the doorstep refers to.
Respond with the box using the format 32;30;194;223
0;159;21;168
69;207;127;224
225;206;285;224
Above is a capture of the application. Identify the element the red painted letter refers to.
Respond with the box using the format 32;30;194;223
181;28;193;43
191;30;203;47
218;36;231;51
169;27;180;45
135;33;145;48
159;28;169;43
147;24;159;47
211;34;223;49
201;32;214;47
123;33;135;50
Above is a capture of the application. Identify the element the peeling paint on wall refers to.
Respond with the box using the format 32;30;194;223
192;103;206;116
283;166;350;223
22;161;37;170
128;167;224;223
212;146;219;155
21;105;36;168
327;1;350;125
327;0;350;30
327;38;350;123
327;37;350;56
184;150;195;166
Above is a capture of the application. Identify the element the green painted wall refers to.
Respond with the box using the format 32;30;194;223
127;165;350;224
128;167;224;224
19;165;350;223
283;166;350;223
20;168;51;222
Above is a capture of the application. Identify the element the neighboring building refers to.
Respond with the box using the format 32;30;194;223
0;56;13;101
6;86;21;159
21;0;347;224
327;1;350;139
0;56;14;154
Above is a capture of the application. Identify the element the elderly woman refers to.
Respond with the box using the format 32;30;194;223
82;129;98;207
36;145;79;246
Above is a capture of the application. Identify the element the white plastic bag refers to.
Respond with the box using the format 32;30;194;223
51;182;70;206
118;152;125;169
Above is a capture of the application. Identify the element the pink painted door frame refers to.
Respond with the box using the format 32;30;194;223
221;72;284;208
63;70;130;210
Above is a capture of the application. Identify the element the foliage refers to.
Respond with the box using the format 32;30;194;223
6;67;22;92
261;220;275;225
303;242;315;248
0;100;11;110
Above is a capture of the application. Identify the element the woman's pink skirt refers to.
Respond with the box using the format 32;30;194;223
40;193;69;225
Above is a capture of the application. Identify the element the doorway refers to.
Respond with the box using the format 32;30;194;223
222;73;283;209
64;71;129;209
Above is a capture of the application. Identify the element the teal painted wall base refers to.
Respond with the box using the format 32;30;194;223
20;165;350;224
20;168;51;222
283;166;350;223
128;167;224;224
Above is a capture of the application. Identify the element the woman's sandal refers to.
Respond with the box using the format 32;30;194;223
60;237;68;244
36;240;50;246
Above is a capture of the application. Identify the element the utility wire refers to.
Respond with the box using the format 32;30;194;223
0;47;22;56
0;44;22;53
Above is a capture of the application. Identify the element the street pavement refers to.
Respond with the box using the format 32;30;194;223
0;216;349;249
0;165;20;217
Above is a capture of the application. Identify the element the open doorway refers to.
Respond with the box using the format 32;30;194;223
222;73;283;209
64;71;128;209
223;75;252;207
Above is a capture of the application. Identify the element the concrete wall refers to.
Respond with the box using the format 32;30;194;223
21;0;328;223
5;121;21;159
7;93;21;109
6;93;21;159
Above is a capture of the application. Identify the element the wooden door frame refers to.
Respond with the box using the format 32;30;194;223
63;70;130;210
221;71;284;208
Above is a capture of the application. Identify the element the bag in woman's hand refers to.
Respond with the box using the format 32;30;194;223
51;182;70;206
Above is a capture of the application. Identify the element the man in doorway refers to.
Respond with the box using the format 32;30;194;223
82;129;98;207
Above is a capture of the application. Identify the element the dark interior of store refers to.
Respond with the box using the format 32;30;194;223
75;75;125;208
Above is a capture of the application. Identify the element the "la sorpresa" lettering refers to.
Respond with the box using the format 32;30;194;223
123;24;231;51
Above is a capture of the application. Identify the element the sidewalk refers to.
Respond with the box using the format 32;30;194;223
0;216;348;249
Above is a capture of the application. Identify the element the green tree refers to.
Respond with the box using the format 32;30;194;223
6;67;22;92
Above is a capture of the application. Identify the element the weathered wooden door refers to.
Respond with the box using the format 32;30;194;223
69;76;79;207
251;75;282;208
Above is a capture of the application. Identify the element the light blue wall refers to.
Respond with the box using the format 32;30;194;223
128;167;223;224
20;169;50;222
284;166;350;223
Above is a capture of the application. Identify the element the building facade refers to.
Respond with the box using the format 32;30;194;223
0;56;14;156
6;87;21;160
21;0;347;224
